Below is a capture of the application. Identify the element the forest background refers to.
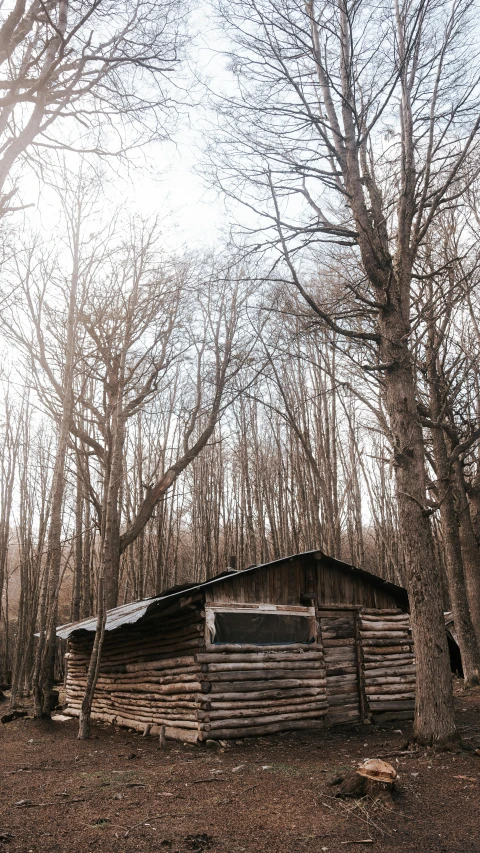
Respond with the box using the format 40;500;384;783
0;0;479;744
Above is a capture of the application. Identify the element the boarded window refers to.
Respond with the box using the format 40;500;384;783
208;609;315;645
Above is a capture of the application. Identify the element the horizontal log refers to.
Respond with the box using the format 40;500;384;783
368;700;415;711
68;677;202;692
202;660;324;672
205;643;323;653
324;709;360;724
324;673;357;685
201;668;325;682
359;631;411;640
125;656;197;673
360;608;403;615
209;678;326;694
363;667;416;680
198;719;326;741
361;639;414;648
94;690;200;705
71;619;203;652
325;666;357;676
207;708;328;730
198;700;328;721
203;688;324;708
324;683;359;696
206;602;313;613
65;705;202;729
205;685;326;702
323;639;355;648
360;621;410;632
366;684;415;695
195;651;324;664
363;655;415;667
326;695;360;708
367;691;415;701
96;637;204;660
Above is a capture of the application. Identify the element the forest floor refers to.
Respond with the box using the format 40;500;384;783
0;684;479;853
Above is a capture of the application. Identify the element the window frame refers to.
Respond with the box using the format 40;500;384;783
205;601;317;647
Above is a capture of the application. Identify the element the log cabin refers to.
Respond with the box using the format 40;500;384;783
57;549;419;741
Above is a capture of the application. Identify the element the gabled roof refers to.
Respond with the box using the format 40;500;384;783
56;549;408;640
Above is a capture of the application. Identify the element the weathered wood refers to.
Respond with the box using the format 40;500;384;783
363;666;416;679
368;700;415;711
363;656;415;668
362;645;414;656
204;642;323;652
197;719;326;740
208;677;326;693
202;687;324;706
360;607;408;619
198;700;328;720
201;659;324;672
195;651;324;663
360;608;404;616
207;707;327;730
366;682;416;694
201;667;325;682
361;638;414;648
204;686;325;702
359;630;411;640
354;611;367;722
360;621;410;632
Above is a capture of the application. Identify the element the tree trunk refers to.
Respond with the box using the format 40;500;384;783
32;222;79;717
378;303;456;744
78;578;106;739
451;460;480;646
428;395;480;683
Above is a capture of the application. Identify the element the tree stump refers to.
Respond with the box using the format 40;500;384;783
333;759;397;807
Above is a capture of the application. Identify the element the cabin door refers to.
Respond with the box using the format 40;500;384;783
317;609;361;726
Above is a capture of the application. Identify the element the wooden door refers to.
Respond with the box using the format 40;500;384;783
317;609;361;726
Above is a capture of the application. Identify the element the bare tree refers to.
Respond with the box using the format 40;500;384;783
211;0;480;743
0;0;185;216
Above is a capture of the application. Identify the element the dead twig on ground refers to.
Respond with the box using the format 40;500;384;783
14;798;86;808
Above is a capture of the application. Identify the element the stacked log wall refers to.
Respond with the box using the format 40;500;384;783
358;609;416;722
318;609;362;726
64;602;207;741
195;642;328;740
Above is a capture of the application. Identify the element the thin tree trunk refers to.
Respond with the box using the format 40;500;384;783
78;577;106;739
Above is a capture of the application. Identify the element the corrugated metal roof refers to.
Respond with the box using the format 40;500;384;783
56;549;409;640
56;598;158;639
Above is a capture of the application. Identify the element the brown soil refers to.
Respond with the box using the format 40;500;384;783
1;687;479;853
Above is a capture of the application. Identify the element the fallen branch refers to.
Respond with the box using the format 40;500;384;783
14;798;85;808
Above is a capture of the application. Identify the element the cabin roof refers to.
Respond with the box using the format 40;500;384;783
56;549;408;640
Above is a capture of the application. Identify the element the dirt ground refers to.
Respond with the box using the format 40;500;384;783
1;686;479;853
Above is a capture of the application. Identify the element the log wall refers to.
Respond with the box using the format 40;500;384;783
64;602;207;741
196;642;328;740
318;610;362;726
63;559;414;740
359;610;416;722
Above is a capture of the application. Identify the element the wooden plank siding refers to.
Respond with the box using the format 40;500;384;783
206;554;403;611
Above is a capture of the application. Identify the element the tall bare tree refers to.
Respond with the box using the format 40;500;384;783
212;0;480;743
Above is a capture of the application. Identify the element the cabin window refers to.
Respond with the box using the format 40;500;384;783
206;605;316;645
